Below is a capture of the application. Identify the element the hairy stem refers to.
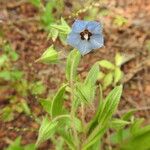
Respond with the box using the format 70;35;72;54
70;79;80;149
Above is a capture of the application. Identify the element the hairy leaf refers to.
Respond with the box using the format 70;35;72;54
51;84;67;118
36;116;58;146
66;50;81;81
36;45;58;64
98;85;123;125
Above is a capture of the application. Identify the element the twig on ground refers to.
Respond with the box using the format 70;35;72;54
123;57;150;83
117;106;150;115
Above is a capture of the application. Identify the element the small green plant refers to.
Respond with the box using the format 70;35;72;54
0;43;46;122
113;15;128;27
110;111;150;150
29;0;64;29
5;137;35;150
33;19;150;150
35;49;123;149
98;53;124;89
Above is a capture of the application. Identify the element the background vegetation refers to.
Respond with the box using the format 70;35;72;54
0;0;150;149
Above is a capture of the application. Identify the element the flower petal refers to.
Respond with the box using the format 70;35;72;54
77;40;93;55
72;20;89;33
67;32;81;47
90;34;104;49
87;21;102;34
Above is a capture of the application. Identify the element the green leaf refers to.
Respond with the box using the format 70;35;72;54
110;128;130;144
10;70;24;80
82;125;107;150
29;0;41;7
99;60;115;69
10;51;19;61
82;86;123;150
59;33;68;45
58;129;75;150
36;116;58;146
114;67;123;84
130;118;144;135
24;144;36;150
30;81;46;95
3;44;19;61
103;72;113;89
0;70;23;81
115;53;123;66
51;84;67;118
87;140;101;150
0;71;11;80
50;18;71;35
86;85;103;134
14;79;28;96
1;106;14;122
66;50;81;81
84;63;99;86
41;1;55;26
114;15;128;27
121;125;150;150
98;85;123;125
39;98;52;114
58;116;82;133
21;100;31;115
75;63;99;104
98;71;105;80
6;137;23;150
54;137;64;150
36;45;59;64
0;55;8;66
75;82;96;104
48;28;59;42
73;117;83;133
122;109;135;121
110;118;130;129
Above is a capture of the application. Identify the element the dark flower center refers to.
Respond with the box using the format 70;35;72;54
80;29;92;41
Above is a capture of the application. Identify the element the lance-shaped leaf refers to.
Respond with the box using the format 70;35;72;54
41;1;55;26
50;18;71;34
39;98;52;115
82;86;123;149
74;63;99;104
84;63;99;86
75;82;96;104
115;53;123;66
114;67;123;84
51;84;67;118
82;125;107;150
110;118;130;129
58;129;75;150
36;45;59;64
66;50;81;81
98;85;123;125
36;116;58;146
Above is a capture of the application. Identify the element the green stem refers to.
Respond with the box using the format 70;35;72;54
70;79;80;149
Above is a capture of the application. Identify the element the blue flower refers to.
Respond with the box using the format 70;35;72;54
67;20;104;55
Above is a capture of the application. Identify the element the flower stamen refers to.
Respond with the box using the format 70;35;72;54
80;29;92;41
